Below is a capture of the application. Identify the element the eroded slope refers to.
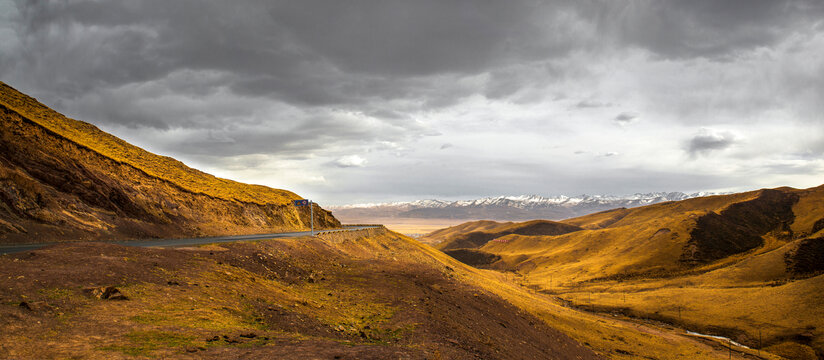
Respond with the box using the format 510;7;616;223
0;83;339;243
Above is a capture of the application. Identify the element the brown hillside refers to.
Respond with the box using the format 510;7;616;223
560;207;632;229
682;189;798;264
0;82;339;244
436;220;583;251
419;219;509;245
0;82;297;205
442;248;502;267
435;186;824;357
0;229;604;359
785;236;824;276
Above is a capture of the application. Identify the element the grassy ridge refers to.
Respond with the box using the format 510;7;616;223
436;186;824;358
0;81;299;205
434;219;583;251
396;231;776;359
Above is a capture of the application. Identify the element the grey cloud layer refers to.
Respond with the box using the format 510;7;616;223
1;0;822;203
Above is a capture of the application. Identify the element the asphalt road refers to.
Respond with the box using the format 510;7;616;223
0;225;380;255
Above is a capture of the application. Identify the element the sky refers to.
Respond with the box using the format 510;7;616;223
1;0;822;205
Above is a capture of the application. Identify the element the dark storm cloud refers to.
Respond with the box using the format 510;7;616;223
687;129;736;156
5;0;822;128
583;0;824;59
1;0;823;203
5;0;585;111
1;0;606;169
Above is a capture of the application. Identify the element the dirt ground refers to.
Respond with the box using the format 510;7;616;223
0;235;602;359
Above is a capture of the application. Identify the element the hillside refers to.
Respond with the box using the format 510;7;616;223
421;220;511;245
0;82;339;244
0;229;770;359
434;219;583;251
432;185;824;358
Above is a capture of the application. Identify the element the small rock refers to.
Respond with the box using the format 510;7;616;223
19;301;52;312
82;286;128;300
206;336;220;342
239;333;257;338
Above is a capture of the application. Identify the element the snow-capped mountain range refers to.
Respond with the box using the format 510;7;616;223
330;192;719;221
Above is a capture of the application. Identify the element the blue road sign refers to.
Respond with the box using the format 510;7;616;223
293;199;309;206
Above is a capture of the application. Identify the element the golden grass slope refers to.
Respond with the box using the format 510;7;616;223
435;185;824;358
789;184;824;237
435;219;583;251
0;81;298;205
391;230;780;359
419;219;509;245
560;207;633;230
0;82;338;243
481;188;805;283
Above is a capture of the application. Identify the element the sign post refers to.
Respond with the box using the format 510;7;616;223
292;199;313;236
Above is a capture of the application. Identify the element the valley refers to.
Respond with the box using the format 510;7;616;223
428;186;824;359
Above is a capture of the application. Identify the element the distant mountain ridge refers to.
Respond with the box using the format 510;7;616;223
331;192;721;221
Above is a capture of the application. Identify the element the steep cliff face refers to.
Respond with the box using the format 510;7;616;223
0;83;339;244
